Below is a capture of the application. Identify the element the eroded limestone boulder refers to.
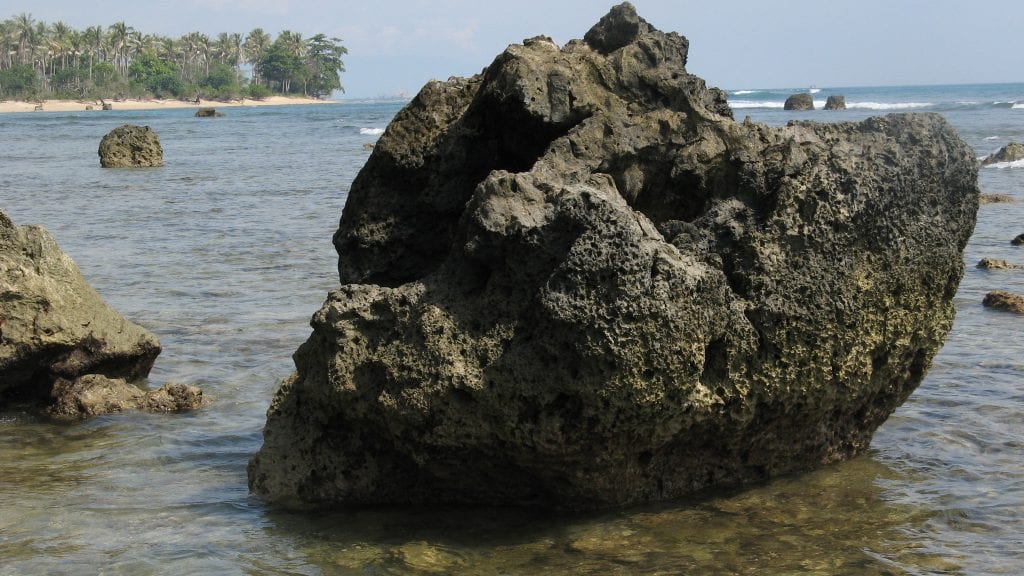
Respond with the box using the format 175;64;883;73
249;3;979;510
98;124;163;167
0;210;161;409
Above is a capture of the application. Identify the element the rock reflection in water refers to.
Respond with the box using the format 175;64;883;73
260;457;948;575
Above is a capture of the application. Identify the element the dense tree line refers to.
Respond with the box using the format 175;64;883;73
0;13;347;101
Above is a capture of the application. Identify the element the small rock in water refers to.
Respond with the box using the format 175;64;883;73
98;124;163;167
983;290;1024;314
48;376;206;419
1011;233;1024;246
979;194;1016;204
195;107;225;118
981;142;1024;166
977;257;1021;270
784;92;815;110
824;95;846;110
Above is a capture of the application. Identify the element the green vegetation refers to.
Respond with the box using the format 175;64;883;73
0;13;346;101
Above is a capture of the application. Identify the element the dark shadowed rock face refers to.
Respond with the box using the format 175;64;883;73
98;124;163;167
784;93;815;110
1;211;161;408
249;2;979;510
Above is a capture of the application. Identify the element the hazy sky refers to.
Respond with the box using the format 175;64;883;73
8;0;1024;98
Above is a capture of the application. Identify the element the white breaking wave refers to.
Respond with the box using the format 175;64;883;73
1013;103;1024;109
732;90;759;95
360;127;385;135
729;101;785;109
809;88;821;94
984;159;1024;169
984;136;1002;140
845;101;934;110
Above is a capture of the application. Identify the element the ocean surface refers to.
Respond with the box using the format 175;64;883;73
1;82;1022;575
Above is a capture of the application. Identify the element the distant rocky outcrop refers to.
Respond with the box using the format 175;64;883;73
249;3;979;510
1011;233;1024;246
983;290;1024;314
981;142;1024;166
824;95;846;110
0;210;161;409
784;92;815;110
195;107;225;118
98;124;163;167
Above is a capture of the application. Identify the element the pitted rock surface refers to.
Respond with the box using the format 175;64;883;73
249;3;979;510
98;124;163;167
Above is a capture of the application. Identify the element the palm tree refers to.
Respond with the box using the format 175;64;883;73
158;35;178;64
107;21;132;76
0;19;14;69
243;28;271;86
81;25;104;82
13;13;34;65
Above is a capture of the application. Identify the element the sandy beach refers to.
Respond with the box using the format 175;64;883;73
0;95;334;114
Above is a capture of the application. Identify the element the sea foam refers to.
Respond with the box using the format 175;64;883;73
729;101;785;109
984;159;1024;169
360;128;385;136
845;102;934;110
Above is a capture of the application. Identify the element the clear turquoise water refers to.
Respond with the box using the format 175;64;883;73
1;85;1022;574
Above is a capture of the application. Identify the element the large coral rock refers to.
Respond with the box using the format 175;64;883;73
98;124;164;167
249;3;979;510
0;211;161;406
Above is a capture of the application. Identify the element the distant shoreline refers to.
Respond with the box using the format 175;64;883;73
0;96;336;114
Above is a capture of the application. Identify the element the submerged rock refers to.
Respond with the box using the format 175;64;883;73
983;290;1024;314
98;124;163;167
48;375;206;418
1;210;161;407
979;193;1016;204
981;142;1024;166
1011;234;1024;246
976;257;1021;270
249;3;979;510
784;93;814;110
195;107;225;118
824;95;846;110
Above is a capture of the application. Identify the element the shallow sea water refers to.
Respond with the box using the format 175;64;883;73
1;93;1022;575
